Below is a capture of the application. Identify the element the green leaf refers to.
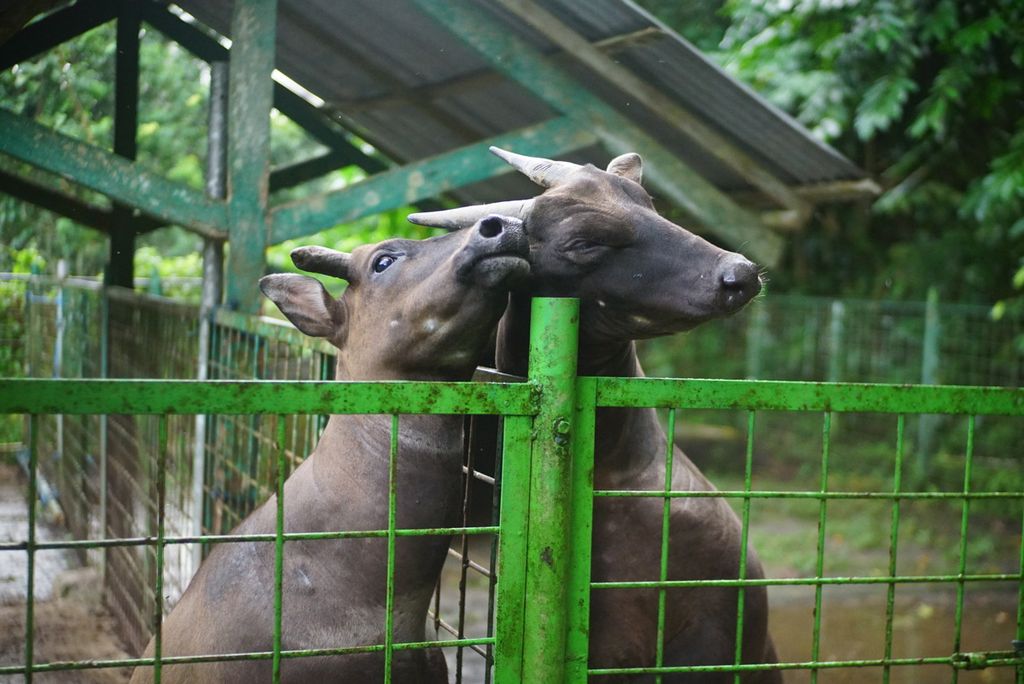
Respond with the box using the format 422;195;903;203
953;14;1007;53
855;75;916;140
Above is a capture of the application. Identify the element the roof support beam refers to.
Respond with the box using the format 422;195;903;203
493;0;809;218
0;0;117;70
335;27;663;114
139;2;390;177
269;150;353;193
137;2;453;212
270;116;596;244
0;168;165;233
107;0;141;288
0;108;228;239
0;168;113;232
410;0;784;266
223;0;276;313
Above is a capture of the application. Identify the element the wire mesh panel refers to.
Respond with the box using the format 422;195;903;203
0;379;533;683
8;282;517;682
578;379;1024;682
640;294;1024;387
203;310;334;535
2;293;1021;683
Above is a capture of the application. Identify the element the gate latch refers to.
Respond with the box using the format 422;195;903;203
952;646;1024;670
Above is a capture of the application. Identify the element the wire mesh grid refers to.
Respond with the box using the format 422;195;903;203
1;396;514;682
582;381;1024;683
7;282;507;682
4;284;1022;682
640;294;1024;386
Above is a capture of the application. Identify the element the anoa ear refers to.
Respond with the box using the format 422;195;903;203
258;274;344;339
606;152;643;184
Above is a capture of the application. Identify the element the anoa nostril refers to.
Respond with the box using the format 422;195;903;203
478;216;504;239
720;260;759;292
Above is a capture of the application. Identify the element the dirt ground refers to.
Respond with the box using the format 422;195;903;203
0;463;132;683
0;600;132;683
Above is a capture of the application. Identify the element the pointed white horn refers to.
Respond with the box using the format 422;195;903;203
290;246;352;280
490;146;581;188
408;199;533;230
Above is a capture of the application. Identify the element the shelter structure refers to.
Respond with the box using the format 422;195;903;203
1;0;876;313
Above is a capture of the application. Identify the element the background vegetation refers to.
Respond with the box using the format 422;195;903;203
639;0;1024;320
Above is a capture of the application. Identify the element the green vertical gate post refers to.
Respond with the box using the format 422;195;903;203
565;376;597;681
224;0;276;313
520;297;580;683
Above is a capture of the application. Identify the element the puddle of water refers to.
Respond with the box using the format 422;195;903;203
768;584;1020;683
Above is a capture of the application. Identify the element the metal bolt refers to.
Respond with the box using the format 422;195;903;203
554;418;571;435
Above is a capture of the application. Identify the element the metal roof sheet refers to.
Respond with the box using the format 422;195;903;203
175;0;866;205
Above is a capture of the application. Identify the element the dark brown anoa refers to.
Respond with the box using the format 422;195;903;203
130;216;529;683
410;149;780;683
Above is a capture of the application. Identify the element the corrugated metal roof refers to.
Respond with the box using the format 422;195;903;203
175;0;866;206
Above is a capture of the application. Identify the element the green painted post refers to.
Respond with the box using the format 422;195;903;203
521;297;579;683
224;0;276;313
565;376;597;682
495;415;533;684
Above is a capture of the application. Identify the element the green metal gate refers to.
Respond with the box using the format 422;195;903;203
1;297;1023;682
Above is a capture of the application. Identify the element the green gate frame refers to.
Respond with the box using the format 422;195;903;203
1;297;1023;683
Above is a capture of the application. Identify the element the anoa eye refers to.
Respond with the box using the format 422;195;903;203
373;255;396;273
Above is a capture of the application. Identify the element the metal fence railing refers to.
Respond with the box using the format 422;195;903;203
7;277;510;679
575;379;1023;682
1;289;1021;681
640;291;1024;387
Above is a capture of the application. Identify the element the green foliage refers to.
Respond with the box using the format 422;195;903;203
0;281;25;442
0;21;212;275
638;0;1024;307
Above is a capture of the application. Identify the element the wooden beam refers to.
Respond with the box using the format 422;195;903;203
224;0;276;313
107;0;141;289
0;0;116;70
410;0;785;266
270;85;387;173
269;150;352;193
270;116;596;244
137;1;225;62
0;108;228;239
732;178;882;211
0;168;112;231
791;178;882;203
335;27;665;114
494;0;809;217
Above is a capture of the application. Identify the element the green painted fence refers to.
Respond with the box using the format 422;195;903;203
1;296;1022;682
